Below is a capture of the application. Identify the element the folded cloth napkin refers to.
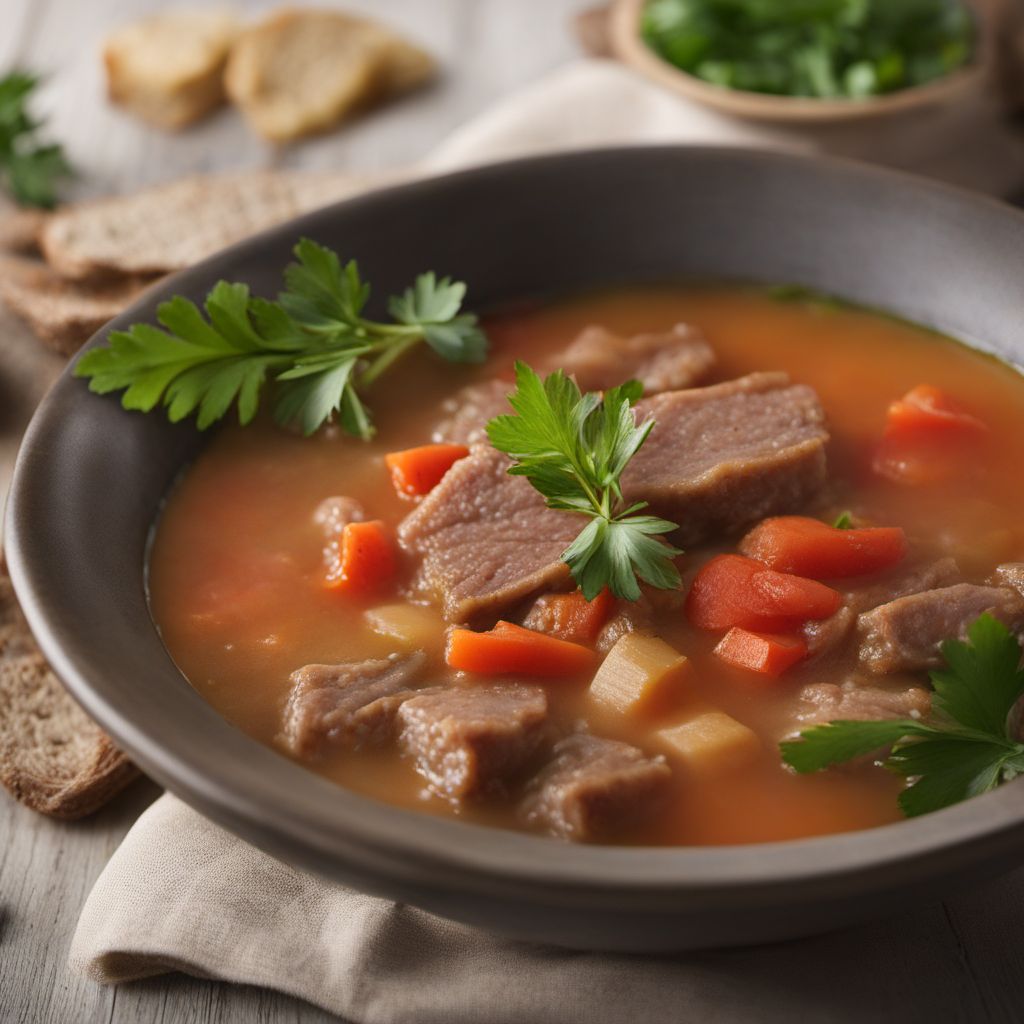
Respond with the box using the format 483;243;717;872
70;58;1024;1020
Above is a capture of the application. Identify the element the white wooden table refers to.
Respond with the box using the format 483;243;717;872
5;2;1024;1021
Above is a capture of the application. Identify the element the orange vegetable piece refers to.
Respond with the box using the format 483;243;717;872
873;385;987;486
685;554;840;632
528;588;614;645
324;520;397;594
740;516;907;579
446;620;597;678
385;443;470;498
713;627;808;677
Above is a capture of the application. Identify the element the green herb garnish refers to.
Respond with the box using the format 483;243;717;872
487;361;681;601
0;71;71;208
781;615;1024;817
833;511;853;529
641;0;974;100
75;238;487;437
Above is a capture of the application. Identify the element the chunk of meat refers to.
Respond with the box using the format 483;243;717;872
858;583;1024;675
432;379;511;446
596;594;655;653
397;683;548;801
803;557;962;659
280;651;425;757
992;563;1024;598
520;733;671;842
313;495;365;537
795;680;931;727
398;445;578;624
550;323;715;394
621;373;829;545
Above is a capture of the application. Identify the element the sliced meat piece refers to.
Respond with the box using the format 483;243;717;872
520;733;671;842
550;323;715;394
398;445;578;624
858;583;1024;675
803;557;962;659
596;594;655;653
281;651;425;757
993;563;1024;598
397;683;548;801
621;373;829;545
432;379;512;446
795;679;931;727
313;495;365;537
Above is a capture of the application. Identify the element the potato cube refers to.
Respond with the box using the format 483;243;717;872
365;603;445;657
657;712;761;775
589;633;689;716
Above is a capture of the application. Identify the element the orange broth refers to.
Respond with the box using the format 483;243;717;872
148;286;1024;845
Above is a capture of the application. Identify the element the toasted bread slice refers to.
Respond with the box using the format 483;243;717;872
0;565;139;818
38;170;382;280
224;8;435;142
0;257;151;356
0;206;48;255
104;9;241;130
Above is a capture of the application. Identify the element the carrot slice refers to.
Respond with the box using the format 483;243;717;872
713;627;807;677
685;554;840;632
324;520;397;594
385;443;470;498
527;588;614;645
873;385;987;486
740;516;907;579
446;620;596;677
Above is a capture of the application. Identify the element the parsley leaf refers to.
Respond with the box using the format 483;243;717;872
0;71;71;208
75;239;488;437
486;362;682;601
780;614;1024;817
833;510;853;529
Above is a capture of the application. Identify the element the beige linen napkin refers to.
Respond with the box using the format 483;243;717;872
70;58;1024;1017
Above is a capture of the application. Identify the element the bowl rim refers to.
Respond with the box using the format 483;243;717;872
608;0;992;124
8;144;1024;915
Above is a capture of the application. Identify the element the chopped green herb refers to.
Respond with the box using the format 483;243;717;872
0;71;72;208
780;614;1024;817
641;0;974;100
75;239;488;437
487;362;682;601
833;511;853;529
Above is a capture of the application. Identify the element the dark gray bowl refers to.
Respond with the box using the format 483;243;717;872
8;147;1024;952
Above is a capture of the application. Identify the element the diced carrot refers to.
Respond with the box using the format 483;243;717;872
873;385;987;486
526;588;614;645
713;627;807;677
740;515;907;579
685;554;840;632
446;620;596;677
324;520;397;594
385;443;470;498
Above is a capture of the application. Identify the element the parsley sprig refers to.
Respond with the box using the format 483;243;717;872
0;72;71;208
486;362;681;601
75;239;488;437
781;614;1024;817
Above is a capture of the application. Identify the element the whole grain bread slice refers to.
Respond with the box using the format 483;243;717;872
38;169;384;280
0;257;153;356
0;564;139;818
0;207;49;255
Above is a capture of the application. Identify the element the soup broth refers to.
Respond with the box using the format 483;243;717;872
148;286;1024;846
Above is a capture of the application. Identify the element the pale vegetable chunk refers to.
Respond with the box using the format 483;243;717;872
657;712;761;775
589;633;689;716
365;603;446;657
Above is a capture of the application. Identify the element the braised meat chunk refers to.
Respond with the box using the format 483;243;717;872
398;445;578;624
621;373;829;545
551;323;715;394
520;733;671;842
432;379;512;446
281;651;425;757
398;683;548;801
796;680;931;727
858;583;1024;675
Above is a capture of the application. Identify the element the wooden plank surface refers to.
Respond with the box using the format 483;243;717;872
3;1;1024;1022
